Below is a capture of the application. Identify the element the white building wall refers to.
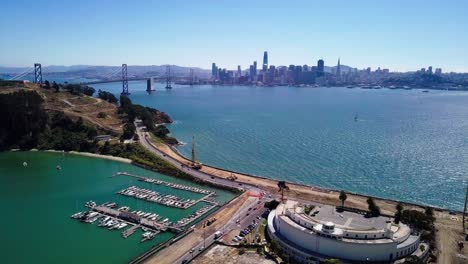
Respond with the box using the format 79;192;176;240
271;210;420;262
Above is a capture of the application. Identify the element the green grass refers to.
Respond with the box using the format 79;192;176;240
259;219;267;241
147;132;166;146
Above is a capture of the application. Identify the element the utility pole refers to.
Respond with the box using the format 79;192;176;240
34;63;42;84
121;64;130;95
463;186;468;231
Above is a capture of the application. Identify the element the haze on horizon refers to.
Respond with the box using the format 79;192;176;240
1;0;467;73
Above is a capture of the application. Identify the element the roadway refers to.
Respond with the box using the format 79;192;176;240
175;197;268;264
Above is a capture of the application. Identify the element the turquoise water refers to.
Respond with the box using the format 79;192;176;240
0;151;234;263
94;81;468;210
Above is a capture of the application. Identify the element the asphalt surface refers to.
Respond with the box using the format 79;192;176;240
175;198;268;264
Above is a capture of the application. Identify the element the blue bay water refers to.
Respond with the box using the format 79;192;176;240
94;81;468;211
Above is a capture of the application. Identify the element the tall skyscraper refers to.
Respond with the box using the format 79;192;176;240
263;51;268;72
211;63;217;78
237;65;241;77
336;58;341;79
317;59;325;76
253;61;258;77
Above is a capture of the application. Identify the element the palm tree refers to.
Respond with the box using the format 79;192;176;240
395;202;403;224
339;190;347;209
277;181;289;202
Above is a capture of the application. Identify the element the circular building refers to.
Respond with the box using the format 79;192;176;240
267;201;421;263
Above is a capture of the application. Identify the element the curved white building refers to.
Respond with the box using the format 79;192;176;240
267;201;421;263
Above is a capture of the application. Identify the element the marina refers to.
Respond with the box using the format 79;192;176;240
116;171;216;195
117;185;216;209
0;150;236;264
72;201;180;243
71;198;218;241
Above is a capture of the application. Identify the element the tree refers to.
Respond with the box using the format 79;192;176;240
403;255;423;264
425;207;434;221
269;240;282;257
52;81;60;92
339;190;347;209
153;125;170;138
278;181;289;202
44;80;50;89
367;197;381;217
395;202;403;224
82;86;96;96
98;89;118;103
121;123;135;140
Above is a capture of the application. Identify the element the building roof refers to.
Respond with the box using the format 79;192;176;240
310;204;391;231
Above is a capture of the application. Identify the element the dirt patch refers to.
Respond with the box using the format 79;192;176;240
192;245;274;264
435;214;468;264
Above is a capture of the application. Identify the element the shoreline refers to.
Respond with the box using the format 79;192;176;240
161;141;459;213
21;149;133;163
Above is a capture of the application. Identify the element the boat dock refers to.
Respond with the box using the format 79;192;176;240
174;203;218;227
117;185;214;209
115;172;216;195
72;201;183;243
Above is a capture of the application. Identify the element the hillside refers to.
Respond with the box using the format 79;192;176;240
0;81;123;135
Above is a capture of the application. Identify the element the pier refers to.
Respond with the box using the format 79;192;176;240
117;185;216;209
116;171;216;195
174;203;218;227
72;201;184;243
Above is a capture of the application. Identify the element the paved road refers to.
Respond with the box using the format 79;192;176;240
174;198;267;264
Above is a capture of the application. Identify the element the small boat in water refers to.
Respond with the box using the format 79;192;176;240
56;165;62;170
23;162;28;167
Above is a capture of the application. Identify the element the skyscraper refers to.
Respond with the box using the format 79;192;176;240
317;59;325;77
263;51;268;72
253;61;258;77
211;63;217;78
237;65;241;77
336;58;341;79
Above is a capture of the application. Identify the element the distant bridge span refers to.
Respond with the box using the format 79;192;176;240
79;77;167;85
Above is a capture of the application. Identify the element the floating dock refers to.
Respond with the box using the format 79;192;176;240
117;185;216;209
115;172;215;195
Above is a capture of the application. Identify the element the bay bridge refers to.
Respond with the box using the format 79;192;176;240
6;63;199;95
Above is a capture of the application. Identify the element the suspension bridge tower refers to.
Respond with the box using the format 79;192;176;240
121;64;130;95
165;65;172;89
34;63;42;84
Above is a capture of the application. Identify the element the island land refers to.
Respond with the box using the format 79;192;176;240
0;80;466;264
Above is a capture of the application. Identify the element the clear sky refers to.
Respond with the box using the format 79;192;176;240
1;0;467;72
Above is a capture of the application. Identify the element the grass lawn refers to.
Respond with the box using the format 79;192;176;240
259;219;267;241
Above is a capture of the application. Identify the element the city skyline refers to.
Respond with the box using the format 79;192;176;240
1;0;467;72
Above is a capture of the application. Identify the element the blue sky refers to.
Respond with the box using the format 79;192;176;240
1;0;467;72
